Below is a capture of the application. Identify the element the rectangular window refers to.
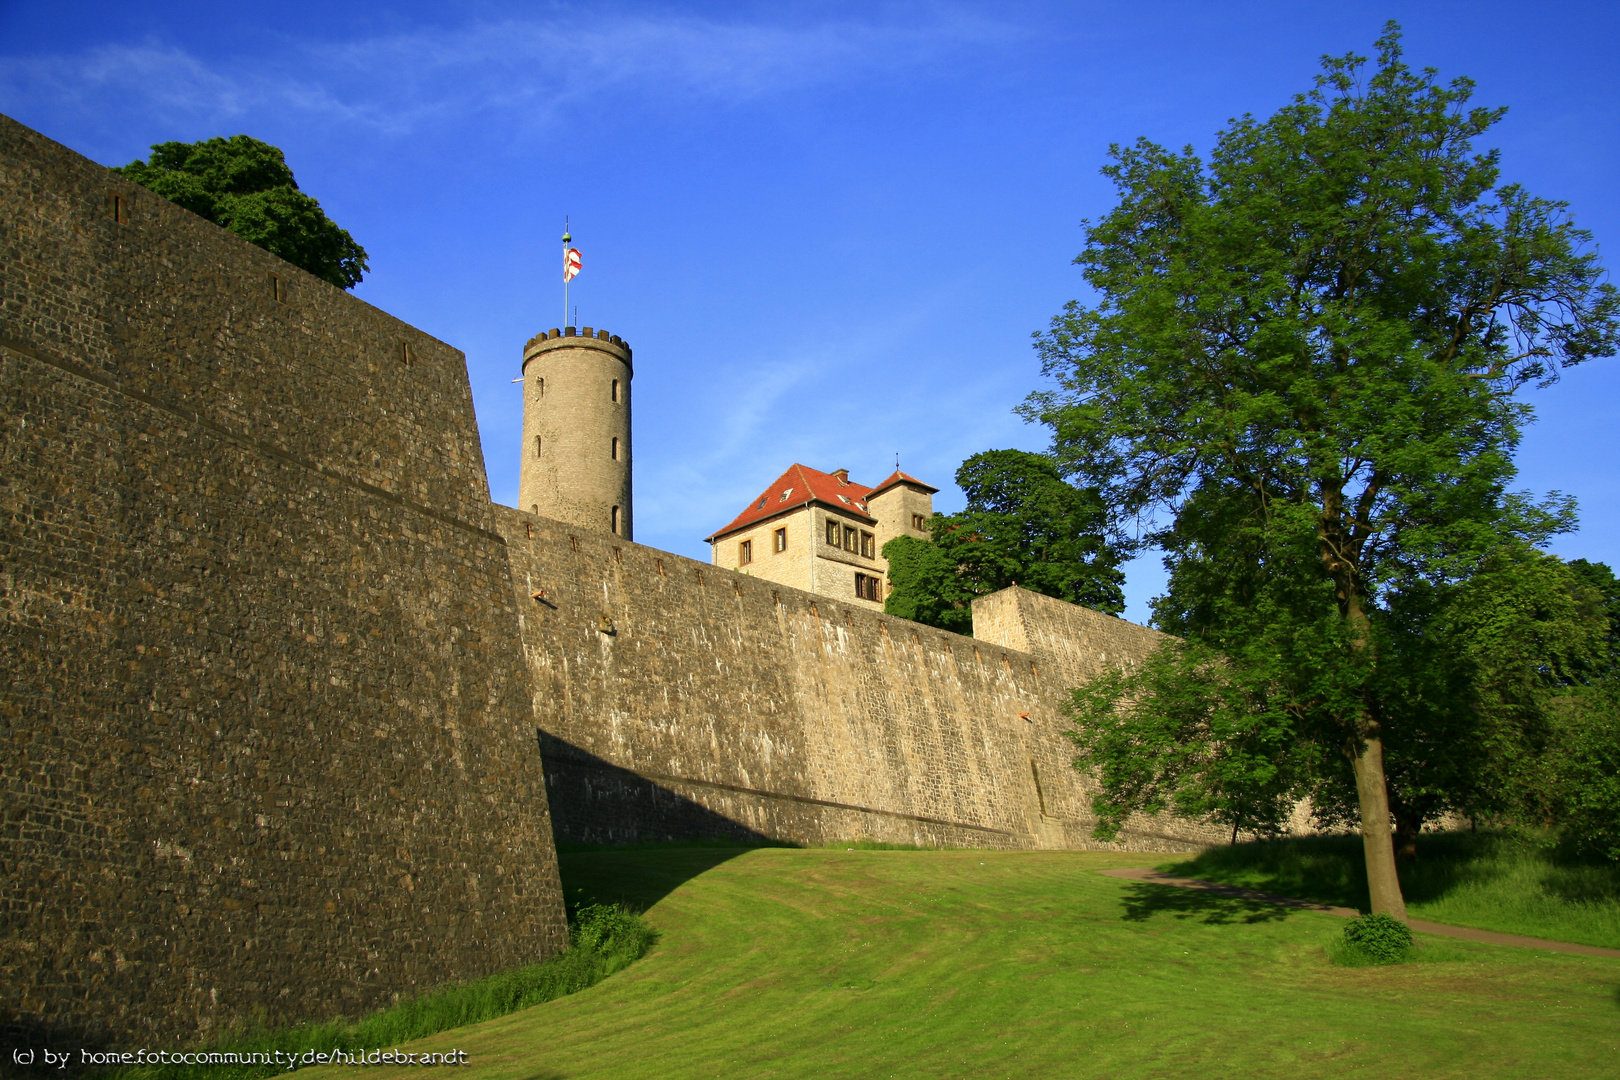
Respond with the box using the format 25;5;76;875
535;435;542;458
826;519;840;545
611;436;619;460
271;274;285;303
843;525;858;552
912;513;928;531
538;377;545;397
107;191;128;223
860;531;875;558
611;506;621;535
611;378;620;402
773;527;787;553
739;539;753;565
855;573;881;601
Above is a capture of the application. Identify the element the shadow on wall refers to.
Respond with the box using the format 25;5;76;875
537;731;778;849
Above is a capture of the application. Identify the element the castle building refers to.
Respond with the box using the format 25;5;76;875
520;325;633;539
705;464;939;609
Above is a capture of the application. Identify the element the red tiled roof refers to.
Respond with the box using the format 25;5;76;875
867;469;940;497
705;464;878;542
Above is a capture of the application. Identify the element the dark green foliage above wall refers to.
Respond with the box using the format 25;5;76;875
883;449;1124;632
934;450;1125;613
115;135;369;289
881;535;974;634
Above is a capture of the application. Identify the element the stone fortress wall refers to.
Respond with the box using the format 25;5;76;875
1;114;1218;1049
497;509;1227;853
0;117;567;1046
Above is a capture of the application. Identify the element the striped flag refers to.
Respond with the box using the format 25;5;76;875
564;247;581;282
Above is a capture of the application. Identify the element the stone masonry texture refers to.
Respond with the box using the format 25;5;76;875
519;331;631;540
497;509;1229;853
0;116;567;1047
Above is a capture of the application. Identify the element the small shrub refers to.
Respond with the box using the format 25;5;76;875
571;902;648;954
1340;913;1413;964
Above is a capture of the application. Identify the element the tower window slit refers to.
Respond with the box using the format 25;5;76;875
611;378;619;403
611;436;619;461
611;505;621;535
535;435;542;458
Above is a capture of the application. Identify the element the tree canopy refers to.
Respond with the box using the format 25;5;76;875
1027;25;1619;914
115;135;369;289
883;449;1124;632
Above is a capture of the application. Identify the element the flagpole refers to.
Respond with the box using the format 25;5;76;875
562;217;571;328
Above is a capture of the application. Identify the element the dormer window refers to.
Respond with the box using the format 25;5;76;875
779;488;793;502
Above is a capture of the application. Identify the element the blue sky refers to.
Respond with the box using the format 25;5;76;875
4;1;1615;623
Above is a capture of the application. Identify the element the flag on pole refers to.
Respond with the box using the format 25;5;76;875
564;247;582;282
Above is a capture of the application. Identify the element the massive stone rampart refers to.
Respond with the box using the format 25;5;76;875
0;111;1227;1050
495;508;1225;852
0;116;566;1045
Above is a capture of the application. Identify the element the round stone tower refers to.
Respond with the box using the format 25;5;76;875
519;326;633;539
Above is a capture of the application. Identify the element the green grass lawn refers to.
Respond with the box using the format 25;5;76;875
1170;832;1620;949
300;845;1620;1080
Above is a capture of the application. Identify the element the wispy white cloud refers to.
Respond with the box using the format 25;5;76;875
0;9;1017;139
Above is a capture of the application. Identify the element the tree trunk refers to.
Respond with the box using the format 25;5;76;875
1320;480;1408;920
1350;729;1408;920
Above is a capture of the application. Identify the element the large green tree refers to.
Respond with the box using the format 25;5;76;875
1026;26;1618;915
883;449;1124;632
115;135;369;289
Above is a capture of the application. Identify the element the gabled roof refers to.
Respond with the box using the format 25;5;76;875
705;463;877;542
867;469;940;497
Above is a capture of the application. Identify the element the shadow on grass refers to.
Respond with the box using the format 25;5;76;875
1166;831;1620;913
559;845;759;914
1118;880;1296;925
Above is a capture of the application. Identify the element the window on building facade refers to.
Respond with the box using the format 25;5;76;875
843;525;858;552
611;506;621;535
739;539;753;565
773;528;787;553
860;531;875;558
535;435;542;458
912;513;928;531
611;378;619;402
611;436;619;460
826;518;840;545
538;377;544;397
855;573;881;601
